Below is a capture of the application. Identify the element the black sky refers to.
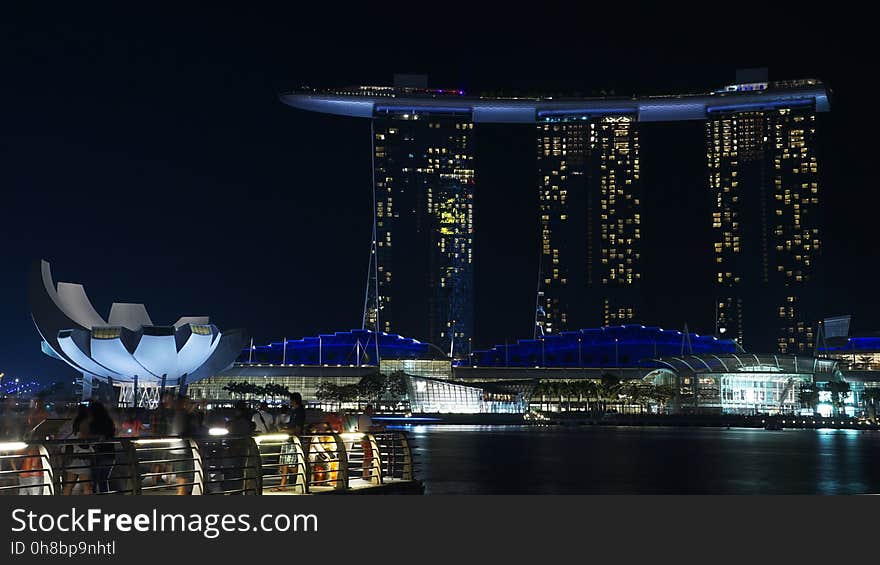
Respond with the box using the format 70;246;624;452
1;4;875;380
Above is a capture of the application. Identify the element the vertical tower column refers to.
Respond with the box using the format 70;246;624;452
707;104;821;353
768;107;821;354
371;109;475;358
593;115;641;326
536;117;589;335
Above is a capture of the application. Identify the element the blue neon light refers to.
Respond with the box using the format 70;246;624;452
818;337;880;352
706;98;815;113
238;329;446;365
374;106;473;114
537;108;636;117
466;325;737;368
282;85;830;124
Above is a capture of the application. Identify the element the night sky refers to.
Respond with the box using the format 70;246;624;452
1;5;874;381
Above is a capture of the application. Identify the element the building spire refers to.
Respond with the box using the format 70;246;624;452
361;119;382;366
362;119;381;338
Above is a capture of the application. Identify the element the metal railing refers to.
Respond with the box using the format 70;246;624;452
373;432;415;481
0;431;414;495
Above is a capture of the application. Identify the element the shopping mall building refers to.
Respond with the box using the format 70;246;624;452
191;325;854;416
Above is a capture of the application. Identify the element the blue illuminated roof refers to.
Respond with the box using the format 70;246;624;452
238;329;447;366
280;81;830;124
467;325;738;368
818;336;880;353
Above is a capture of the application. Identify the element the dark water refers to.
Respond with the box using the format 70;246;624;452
399;425;880;494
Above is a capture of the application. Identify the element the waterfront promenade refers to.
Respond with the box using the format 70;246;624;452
0;431;421;496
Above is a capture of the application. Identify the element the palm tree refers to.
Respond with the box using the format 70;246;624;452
222;381;244;399
358;374;386;403
573;380;592;412
798;384;819;415
862;388;880;422
245;382;266;400
385;372;408;400
532;381;548;411
651;384;675;414
826;380;851;417
598;374;621;413
315;381;339;404
561;381;576;412
628;382;649;414
578;380;598;414
545;381;561;412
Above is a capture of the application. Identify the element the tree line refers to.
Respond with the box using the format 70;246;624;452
532;375;676;414
221;381;296;403
797;380;877;417
315;372;408;404
221;372;409;405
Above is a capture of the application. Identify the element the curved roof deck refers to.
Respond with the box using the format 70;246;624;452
469;325;738;368
647;353;840;378
239;329;448;366
280;80;830;123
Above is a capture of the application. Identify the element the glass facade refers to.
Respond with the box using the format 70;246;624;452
647;353;840;414
819;337;880;370
188;374;363;404
380;358;452;380
717;373;803;414
825;350;880;371
406;374;525;414
649;368;809;415
370;109;475;359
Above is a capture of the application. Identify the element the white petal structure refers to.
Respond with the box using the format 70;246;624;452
108;303;153;331
56;282;107;328
29;260;247;388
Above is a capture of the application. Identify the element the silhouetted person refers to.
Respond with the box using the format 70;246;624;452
169;396;199;495
253;402;275;433
227;401;252;436
147;392;175;486
63;405;92;495
226;401;253;493
88;401;116;494
288;393;305;436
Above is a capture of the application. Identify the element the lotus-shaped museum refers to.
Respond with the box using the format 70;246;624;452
29;260;247;405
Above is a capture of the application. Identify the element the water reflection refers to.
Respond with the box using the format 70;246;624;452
394;425;880;494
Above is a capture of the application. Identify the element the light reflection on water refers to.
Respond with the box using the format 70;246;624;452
390;425;880;494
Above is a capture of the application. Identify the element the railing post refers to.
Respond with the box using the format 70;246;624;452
365;433;382;485
332;434;348;491
36;444;54;496
245;437;263;495
119;439;141;495
398;432;414;481
291;436;308;494
189;439;204;495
